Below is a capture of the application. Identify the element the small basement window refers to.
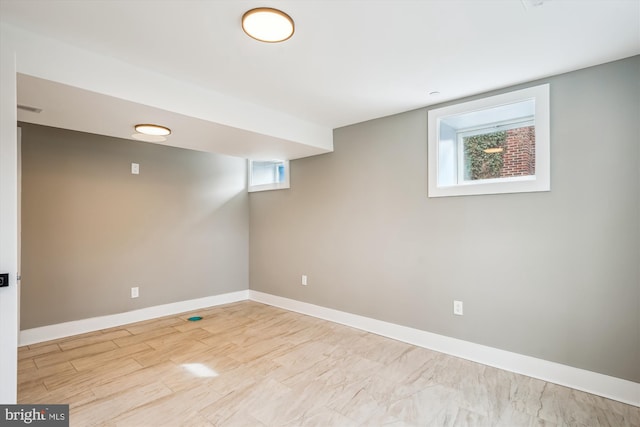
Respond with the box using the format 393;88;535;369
428;84;550;197
248;159;290;192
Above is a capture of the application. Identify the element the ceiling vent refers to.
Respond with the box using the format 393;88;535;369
17;104;43;114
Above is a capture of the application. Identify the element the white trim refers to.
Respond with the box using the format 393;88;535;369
428;84;550;198
249;290;640;407
0;28;19;404
19;290;248;346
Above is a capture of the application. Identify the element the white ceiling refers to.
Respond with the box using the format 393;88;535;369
2;0;639;158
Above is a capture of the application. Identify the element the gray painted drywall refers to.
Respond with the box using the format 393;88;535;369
21;123;248;329
250;56;640;382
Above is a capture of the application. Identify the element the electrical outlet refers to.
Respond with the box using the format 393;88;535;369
131;163;139;175
453;300;463;316
301;275;308;286
131;287;139;298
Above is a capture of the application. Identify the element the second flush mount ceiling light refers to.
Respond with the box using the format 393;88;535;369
133;124;171;142
242;8;294;43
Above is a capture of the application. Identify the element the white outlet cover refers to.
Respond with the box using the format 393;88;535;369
131;287;139;298
301;275;308;286
453;300;463;316
131;163;139;174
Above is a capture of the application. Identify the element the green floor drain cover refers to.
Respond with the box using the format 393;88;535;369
188;316;202;321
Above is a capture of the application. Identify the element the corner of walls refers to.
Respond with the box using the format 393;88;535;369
20;290;249;347
248;56;640;398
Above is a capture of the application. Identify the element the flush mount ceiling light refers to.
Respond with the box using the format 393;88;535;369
134;124;171;136
242;8;294;43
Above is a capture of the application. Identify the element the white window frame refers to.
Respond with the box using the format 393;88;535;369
428;84;550;197
247;159;290;192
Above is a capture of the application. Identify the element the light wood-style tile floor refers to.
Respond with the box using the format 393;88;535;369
18;301;639;426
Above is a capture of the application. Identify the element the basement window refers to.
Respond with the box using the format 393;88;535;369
248;159;290;192
428;84;550;197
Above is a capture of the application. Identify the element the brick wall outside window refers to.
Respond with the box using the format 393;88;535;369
502;126;535;177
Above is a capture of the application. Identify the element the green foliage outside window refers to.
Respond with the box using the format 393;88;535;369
463;131;506;180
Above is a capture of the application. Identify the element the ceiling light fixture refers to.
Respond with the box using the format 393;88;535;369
242;8;294;43
134;124;171;136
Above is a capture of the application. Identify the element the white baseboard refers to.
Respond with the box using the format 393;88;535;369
19;290;249;346
249;290;640;407
19;288;638;407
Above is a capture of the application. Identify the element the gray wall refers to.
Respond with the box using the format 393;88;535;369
250;56;640;382
21;123;248;329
